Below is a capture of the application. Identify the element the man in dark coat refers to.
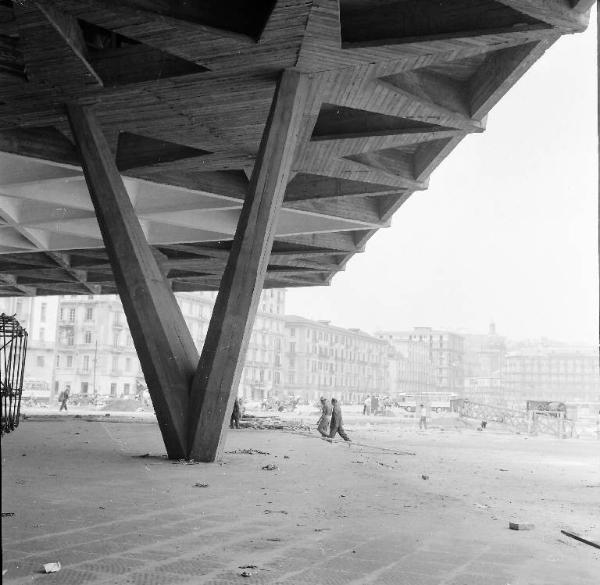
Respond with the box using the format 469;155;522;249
328;398;351;442
58;387;70;411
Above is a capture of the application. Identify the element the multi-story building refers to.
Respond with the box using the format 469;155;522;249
377;327;465;395
0;296;59;399
0;289;287;402
504;343;600;411
462;323;506;403
283;316;390;402
376;332;436;397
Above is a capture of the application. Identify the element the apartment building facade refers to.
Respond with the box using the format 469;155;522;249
504;344;600;410
283;316;390;403
1;289;287;402
377;327;465;396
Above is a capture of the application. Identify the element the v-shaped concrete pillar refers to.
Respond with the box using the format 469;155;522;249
66;69;308;462
67;104;199;460
187;70;310;461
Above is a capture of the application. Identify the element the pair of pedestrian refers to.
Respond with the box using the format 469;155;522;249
317;397;351;442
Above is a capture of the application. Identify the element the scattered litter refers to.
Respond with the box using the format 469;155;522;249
509;522;534;531
193;483;209;488
421;474;429;480
43;562;61;573
266;538;281;542
239;565;257;569
226;449;270;455
377;461;393;469
98;506;105;510
560;530;600;549
2;512;15;517
240;570;253;577
475;503;490;510
340;494;346;498
262;464;278;471
314;528;330;532
351;460;364;464
172;459;199;465
283;455;290;459
264;510;288;515
499;468;509;472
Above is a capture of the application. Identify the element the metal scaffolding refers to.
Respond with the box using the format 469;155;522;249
1;314;28;435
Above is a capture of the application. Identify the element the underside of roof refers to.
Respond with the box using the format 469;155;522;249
0;0;592;296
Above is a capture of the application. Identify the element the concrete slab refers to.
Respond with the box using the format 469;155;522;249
2;418;599;584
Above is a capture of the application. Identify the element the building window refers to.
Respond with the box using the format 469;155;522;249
40;303;47;322
39;328;45;341
82;355;89;371
36;355;45;367
110;383;117;397
123;383;130;396
66;355;73;368
81;382;89;395
112;356;118;371
84;331;92;344
56;355;60;367
69;308;76;322
125;358;131;372
85;307;93;321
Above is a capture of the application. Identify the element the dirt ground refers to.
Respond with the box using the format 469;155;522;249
1;415;599;585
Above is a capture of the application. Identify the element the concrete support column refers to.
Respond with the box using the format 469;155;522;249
67;104;199;459
188;70;310;461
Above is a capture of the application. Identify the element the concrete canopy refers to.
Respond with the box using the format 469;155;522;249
0;0;592;297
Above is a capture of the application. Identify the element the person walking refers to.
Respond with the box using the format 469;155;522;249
363;395;371;416
329;398;351;442
317;397;332;437
418;403;427;430
230;397;241;429
59;387;70;412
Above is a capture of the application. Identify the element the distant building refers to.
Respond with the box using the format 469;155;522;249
0;296;59;400
283;316;390;402
0;289;287;402
462;322;506;403
376;332;436;397
377;327;465;395
504;344;600;410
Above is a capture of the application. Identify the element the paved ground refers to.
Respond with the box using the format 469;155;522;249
2;417;599;584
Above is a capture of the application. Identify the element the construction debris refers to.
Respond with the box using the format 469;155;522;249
509;522;534;531
262;464;278;471
226;449;270;455
560;530;600;549
42;562;61;573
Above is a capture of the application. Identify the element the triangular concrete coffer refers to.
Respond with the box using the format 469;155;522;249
116;132;211;172
311;103;451;141
78;19;208;87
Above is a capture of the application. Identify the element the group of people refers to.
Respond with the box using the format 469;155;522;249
317;397;351;442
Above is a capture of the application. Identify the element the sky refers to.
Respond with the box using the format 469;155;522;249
287;11;599;345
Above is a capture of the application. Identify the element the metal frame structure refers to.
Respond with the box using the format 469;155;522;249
0;313;28;435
